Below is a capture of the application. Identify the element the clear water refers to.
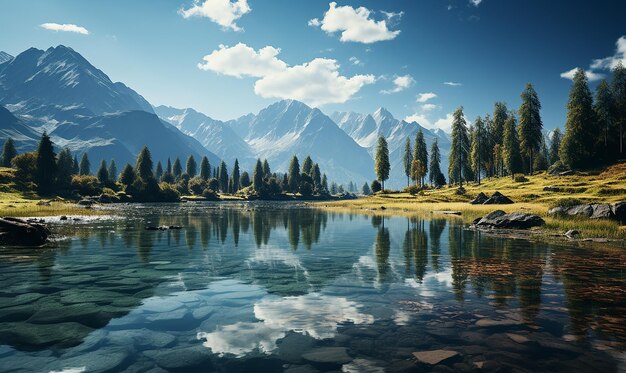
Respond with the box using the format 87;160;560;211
0;203;624;372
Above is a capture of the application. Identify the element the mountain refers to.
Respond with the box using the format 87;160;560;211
331;108;451;188
154;105;255;168
0;52;13;65
0;45;153;118
51;110;220;168
228;100;375;185
0;45;220;170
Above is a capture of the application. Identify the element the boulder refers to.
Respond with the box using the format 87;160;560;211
469;192;488;205
472;210;545;230
590;204;614;219
548;203;624;222
565;230;580;239
610;202;626;223
482;191;514;205
547;161;567;175
0;217;50;246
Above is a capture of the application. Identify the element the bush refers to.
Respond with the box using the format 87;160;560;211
202;188;220;200
207;178;220;192
159;182;180;202
513;174;529;182
404;185;420;195
455;186;466;195
188;177;207;195
371;180;382;193
71;175;102;196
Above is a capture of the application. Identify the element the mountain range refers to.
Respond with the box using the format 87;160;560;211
0;45;450;186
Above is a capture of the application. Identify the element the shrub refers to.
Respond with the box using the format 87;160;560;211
371;180;382;193
159;182;180;202
12;152;37;182
207;178;220;192
71;175;102;196
188;177;207;195
404;185;420;195
455;186;466;195
202;188;220;200
513;174;529;182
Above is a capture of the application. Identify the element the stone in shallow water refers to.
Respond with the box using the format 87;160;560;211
28;302;112;328
59;289;120;305
302;347;353;365
106;328;176;349
506;333;530;344
412;350;459;365
48;348;129;373
144;346;213;371
0;321;93;349
277;332;317;364
475;318;523;327
284;364;320;373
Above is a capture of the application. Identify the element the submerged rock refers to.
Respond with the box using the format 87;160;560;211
0;217;49;246
469;192;489;205
412;349;459;365
302;347;353;365
472;210;545;230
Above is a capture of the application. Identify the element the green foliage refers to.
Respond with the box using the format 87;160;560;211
36;131;57;195
470;116;489;183
503;113;523;176
240;171;251;188
375;136;390;189
108;160;117;183
1;138;17;168
550;198;585;209
159;182;180;202
594;79;614;160
404;184;420;195
413;130;428;187
559;69;597;169
429;139;446;187
72;155;79;175
186;155;197;177
200;156;210;181
119;163;136;187
135;146;154;181
202;188;219;200
513;174;529;182
262;159;271;177
71;175;102;196
253;159;264;192
218;160;229;192
402;137;412;187
56;147;74;189
188;176;207;195
12;152;37;182
612;62;626;157
155;161;163;181
371;179;382;193
301;155;313;176
172;157;182;179
548;128;563;165
518;83;543;174
288;155;300;193
79;153;90;175
312;163;321;189
97;160;109;186
491;102;508;147
362;182;371;195
448;107;471;185
232;159;240;192
207;178;220;192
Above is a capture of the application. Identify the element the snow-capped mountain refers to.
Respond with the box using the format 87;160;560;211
0;45;153;118
154;105;255;168
229;99;375;185
0;52;13;65
0;46;219;169
331;108;451;188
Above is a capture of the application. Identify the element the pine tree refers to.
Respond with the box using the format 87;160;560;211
288;155;300;193
375;136;390;191
612;62;626;156
263;159;271;177
218;160;229;192
503;113;523;177
79;153;91;175
448;107;471;186
1;138;17;167
253;159;264;192
470;116;489;184
594;80;613;161
560;69;597;169
403;137;412;187
240;171;251;188
72;155;79;175
518;83;544;174
312;163;321;188
35;131;57;194
56;147;74;188
186;155;197;177
429;139;446;187
119;164;135;186
155;161;163;181
301;156;313;176
491;102;508;147
413;130;428;187
166;158;172;174
362;182;371;195
232;159;240;192
97;160;109;185
172;157;182;179
136;146;154;181
200;156;210;180
549;128;563;165
321;174;328;193
493;144;503;178
108;160;118;183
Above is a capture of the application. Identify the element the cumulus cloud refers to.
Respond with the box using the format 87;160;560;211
559;67;604;82
40;23;89;35
421;103;437;111
443;81;462;86
197;43;286;78
198;43;375;106
381;74;414;94
591;36;626;70
416;92;437;102
179;0;251;31
309;2;401;44
405;112;454;133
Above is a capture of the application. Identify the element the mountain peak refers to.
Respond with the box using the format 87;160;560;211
372;107;395;125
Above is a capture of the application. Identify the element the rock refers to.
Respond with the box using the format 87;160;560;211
475;318;523;327
565;229;580;239
505;333;530;344
36;200;51;206
611;201;626;223
482;191;514;205
144;346;213;371
590;204;615;219
0;217;49;246
412;349;459;365
472;210;545;229
106;328;176;349
48;349;129;373
469;192;489;205
0;321;93;349
549;203;625;222
59;215;68;220
78;199;96;206
302;347;353;365
548;162;567;175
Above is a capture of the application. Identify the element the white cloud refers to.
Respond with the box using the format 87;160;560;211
421;103;437;111
310;2;401;44
470;0;483;6
198;43;374;106
443;81;462;86
349;56;362;66
405;112;454;133
179;0;251;31
416;92;437;103
381;74;414;94
255;58;375;106
590;36;626;70
40;23;89;35
559;67;604;82
197;43;286;78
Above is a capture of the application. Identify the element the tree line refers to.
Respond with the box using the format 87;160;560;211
371;62;626;190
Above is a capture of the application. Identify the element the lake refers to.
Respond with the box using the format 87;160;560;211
0;203;624;372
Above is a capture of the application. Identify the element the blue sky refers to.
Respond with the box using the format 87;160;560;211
1;0;625;132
